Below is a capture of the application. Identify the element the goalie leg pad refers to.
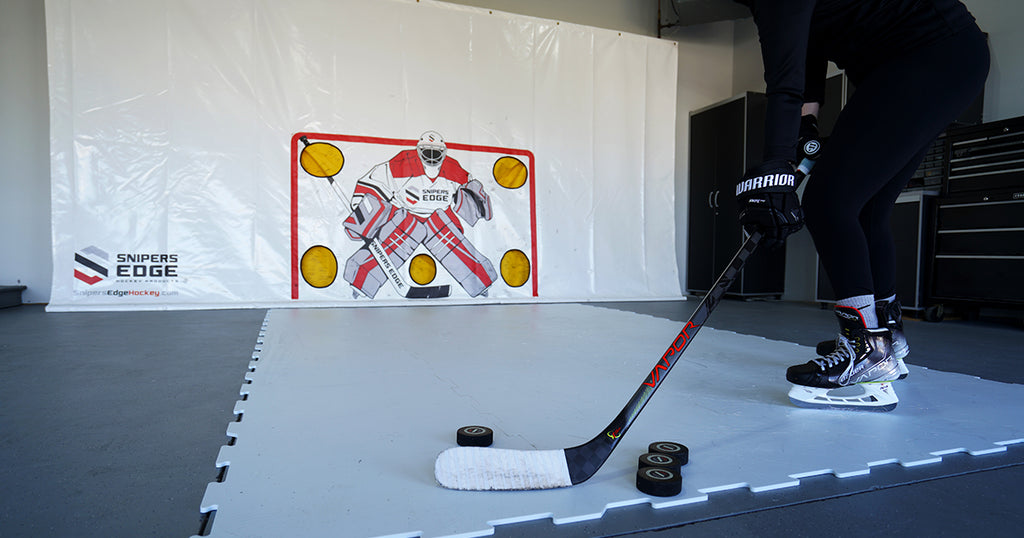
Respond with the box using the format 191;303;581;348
376;211;428;268
426;209;497;297
343;248;387;299
346;214;429;298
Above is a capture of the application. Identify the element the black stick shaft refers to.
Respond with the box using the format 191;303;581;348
563;157;813;485
564;230;763;483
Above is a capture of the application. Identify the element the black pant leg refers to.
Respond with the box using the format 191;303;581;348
802;27;989;300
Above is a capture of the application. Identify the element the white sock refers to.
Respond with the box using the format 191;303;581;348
837;294;879;328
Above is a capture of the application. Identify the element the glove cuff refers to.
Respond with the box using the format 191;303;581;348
800;114;819;131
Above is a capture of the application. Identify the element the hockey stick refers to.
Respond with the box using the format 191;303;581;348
435;161;814;491
298;136;451;299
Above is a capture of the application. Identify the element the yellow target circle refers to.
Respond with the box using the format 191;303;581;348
500;249;531;288
409;254;437;285
493;156;528;189
301;245;338;288
300;141;344;177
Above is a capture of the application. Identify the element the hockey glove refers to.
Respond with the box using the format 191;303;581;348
798;114;822;162
735;160;803;248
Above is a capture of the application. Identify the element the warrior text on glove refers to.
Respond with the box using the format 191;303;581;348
735;172;796;196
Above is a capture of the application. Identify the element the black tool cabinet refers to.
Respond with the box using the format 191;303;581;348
687;92;787;298
929;116;1024;318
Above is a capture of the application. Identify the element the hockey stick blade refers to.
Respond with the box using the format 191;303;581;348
435;447;572;490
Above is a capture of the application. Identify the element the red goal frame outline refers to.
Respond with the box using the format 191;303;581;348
290;132;538;300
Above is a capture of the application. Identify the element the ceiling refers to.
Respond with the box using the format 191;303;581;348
664;0;751;28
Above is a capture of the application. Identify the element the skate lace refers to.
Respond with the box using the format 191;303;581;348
813;336;854;370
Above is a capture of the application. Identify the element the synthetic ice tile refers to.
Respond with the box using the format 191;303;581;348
194;305;1024;538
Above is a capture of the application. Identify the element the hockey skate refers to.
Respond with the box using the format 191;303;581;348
788;305;902;411
816;299;910;379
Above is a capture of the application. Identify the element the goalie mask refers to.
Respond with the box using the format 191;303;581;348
417;131;447;168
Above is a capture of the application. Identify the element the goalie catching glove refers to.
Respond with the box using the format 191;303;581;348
454;179;492;226
735;159;803;248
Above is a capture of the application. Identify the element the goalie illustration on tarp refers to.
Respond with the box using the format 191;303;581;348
300;131;498;299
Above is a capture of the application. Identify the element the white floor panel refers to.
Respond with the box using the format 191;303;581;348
196;304;1024;538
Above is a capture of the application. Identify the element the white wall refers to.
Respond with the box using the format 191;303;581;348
1;0;662;305
663;21;736;295
964;0;1024;120
0;0;51;304
2;0;1020;304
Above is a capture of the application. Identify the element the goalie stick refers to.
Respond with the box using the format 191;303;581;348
298;136;450;299
434;160;814;491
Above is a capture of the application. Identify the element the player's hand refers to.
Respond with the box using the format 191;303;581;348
798;114;821;162
735;160;803;248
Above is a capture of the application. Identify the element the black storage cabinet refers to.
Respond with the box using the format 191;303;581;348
930;115;1024;310
687;92;786;298
932;191;1024;306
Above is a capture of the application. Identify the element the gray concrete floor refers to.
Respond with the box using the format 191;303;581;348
0;306;265;537
1;300;1021;537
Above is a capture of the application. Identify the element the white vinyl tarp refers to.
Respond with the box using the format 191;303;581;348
45;0;679;310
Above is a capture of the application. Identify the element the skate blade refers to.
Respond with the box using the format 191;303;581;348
788;382;898;412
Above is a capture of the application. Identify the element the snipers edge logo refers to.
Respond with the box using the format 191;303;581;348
73;246;185;299
75;246;110;285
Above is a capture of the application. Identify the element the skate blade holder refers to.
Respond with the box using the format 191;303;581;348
788;383;899;412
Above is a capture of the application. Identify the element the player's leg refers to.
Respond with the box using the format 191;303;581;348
805;25;988;302
814;152;923;370
792;28;987;409
859;155;922;371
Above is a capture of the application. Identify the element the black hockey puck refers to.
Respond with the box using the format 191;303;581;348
456;425;493;447
636;467;682;497
638;452;681;473
648;441;689;466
